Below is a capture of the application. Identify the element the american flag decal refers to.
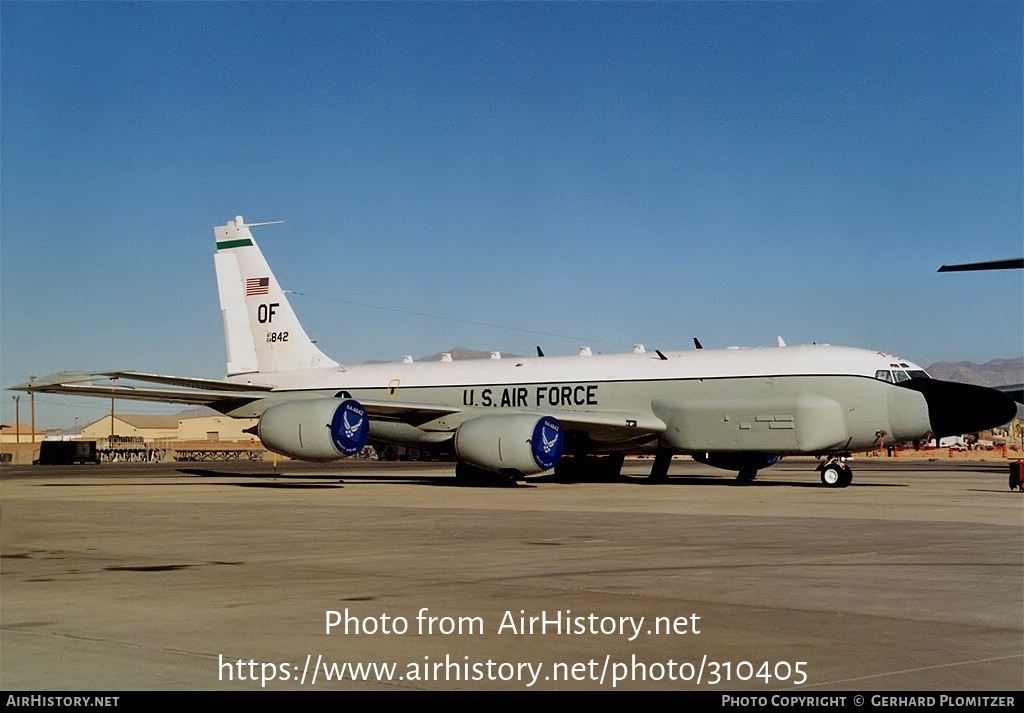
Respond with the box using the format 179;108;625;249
246;277;270;296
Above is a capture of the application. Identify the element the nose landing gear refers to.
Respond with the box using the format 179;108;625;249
818;457;853;488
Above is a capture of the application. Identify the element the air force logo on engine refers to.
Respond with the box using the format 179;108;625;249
330;399;370;456
531;417;564;471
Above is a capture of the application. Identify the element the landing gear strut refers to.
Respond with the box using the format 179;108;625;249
648;448;672;482
736;468;758;483
818;457;853;488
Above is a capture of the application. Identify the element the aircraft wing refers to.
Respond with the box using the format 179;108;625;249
15;371;668;445
555;409;667;444
994;383;1024;404
9;371;272;411
352;399;459;419
96;371;275;392
356;398;666;444
937;258;1024;272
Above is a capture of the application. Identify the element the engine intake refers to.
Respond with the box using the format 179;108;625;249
454;414;564;475
257;398;370;461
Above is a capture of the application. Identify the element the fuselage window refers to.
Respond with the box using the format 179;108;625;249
875;370;893;382
893;370;910;383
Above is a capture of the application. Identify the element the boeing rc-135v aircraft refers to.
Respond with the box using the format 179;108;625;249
17;216;1016;487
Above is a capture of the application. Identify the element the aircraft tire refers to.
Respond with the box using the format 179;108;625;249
455;462;494;486
839;465;853;487
736;468;758;483
455;462;525;487
820;463;852;488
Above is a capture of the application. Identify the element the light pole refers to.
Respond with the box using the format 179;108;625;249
110;378;116;438
29;375;36;443
12;395;20;443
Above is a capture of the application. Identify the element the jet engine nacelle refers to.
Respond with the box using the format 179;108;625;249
454;414;564;475
257;398;370;461
693;452;781;473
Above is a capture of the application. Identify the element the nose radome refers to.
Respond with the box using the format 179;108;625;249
896;379;1018;438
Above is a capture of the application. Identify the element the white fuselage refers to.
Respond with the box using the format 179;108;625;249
224;344;934;455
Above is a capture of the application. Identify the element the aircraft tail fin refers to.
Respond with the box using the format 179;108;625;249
213;216;338;375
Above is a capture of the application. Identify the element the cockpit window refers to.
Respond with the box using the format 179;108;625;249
877;369;930;382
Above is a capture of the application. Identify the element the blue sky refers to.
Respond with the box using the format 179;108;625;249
2;1;1022;429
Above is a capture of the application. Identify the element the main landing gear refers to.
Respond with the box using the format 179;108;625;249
647;448;673;482
736;468;758;483
817;457;853;488
455;462;529;487
555;453;627;482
